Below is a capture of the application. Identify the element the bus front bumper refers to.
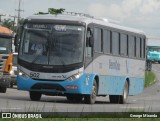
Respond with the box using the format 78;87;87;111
17;74;95;95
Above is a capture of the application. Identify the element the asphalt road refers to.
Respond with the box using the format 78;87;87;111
0;64;160;113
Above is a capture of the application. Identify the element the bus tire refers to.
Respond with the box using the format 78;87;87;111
29;91;42;101
109;81;129;104
84;79;97;104
119;81;129;104
0;87;7;93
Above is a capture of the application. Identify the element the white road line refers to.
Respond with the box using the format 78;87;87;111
120;107;144;109
0;108;21;110
153;70;160;73
130;100;137;102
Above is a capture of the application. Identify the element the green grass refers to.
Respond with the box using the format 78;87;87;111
145;71;156;87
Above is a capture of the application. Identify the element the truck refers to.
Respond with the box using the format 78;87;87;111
146;38;160;71
0;26;13;93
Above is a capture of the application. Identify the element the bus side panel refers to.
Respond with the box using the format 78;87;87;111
85;55;145;96
98;75;144;95
128;77;144;95
98;75;126;95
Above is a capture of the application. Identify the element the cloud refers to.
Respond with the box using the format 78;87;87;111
140;0;160;15
88;0;160;19
87;3;107;17
87;0;160;36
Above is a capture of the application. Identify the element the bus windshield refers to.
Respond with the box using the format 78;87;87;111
0;37;12;54
19;24;85;66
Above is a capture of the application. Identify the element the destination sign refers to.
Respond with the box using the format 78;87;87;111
25;24;83;32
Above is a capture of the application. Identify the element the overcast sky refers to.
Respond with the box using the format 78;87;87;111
0;0;160;37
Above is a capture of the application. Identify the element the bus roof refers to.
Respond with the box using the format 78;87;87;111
25;14;145;35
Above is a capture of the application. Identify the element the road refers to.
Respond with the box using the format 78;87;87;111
0;64;160;114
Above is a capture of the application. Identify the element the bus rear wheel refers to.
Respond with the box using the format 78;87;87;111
84;79;97;104
109;81;129;104
29;91;42;101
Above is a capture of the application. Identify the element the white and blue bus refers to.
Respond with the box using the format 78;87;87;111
16;13;146;104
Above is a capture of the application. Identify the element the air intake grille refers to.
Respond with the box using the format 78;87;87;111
0;55;9;73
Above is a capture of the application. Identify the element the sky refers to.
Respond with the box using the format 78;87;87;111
0;0;160;37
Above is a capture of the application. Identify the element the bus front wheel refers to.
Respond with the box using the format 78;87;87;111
29;91;42;101
84;79;97;104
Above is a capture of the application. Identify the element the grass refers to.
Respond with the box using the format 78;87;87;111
145;71;156;87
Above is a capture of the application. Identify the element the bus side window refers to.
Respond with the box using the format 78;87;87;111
86;28;93;57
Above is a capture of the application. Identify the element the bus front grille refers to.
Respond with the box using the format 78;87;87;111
31;83;66;91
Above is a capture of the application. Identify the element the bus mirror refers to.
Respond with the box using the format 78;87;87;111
87;29;94;47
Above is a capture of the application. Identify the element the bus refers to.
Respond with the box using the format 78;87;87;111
0;26;13;93
16;13;146;104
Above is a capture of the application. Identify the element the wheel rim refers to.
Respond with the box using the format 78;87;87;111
92;82;96;98
123;82;128;100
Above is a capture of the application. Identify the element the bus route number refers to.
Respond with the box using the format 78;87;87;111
30;72;40;78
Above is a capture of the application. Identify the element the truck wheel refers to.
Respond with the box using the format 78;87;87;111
84;79;97;104
9;83;13;88
29;91;42;101
0;87;7;93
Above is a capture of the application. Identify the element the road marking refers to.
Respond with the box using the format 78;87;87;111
153;70;160;73
0;108;21;110
130;100;137;102
120;107;144;109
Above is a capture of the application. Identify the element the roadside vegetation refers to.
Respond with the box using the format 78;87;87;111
145;71;156;87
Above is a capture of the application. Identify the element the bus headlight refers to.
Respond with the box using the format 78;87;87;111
19;71;23;76
68;72;82;81
18;71;29;79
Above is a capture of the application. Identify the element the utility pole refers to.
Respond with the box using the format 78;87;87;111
0;14;6;22
15;0;24;31
9;15;18;28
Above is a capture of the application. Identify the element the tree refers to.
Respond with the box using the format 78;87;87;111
35;8;65;15
48;8;65;14
0;18;16;32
